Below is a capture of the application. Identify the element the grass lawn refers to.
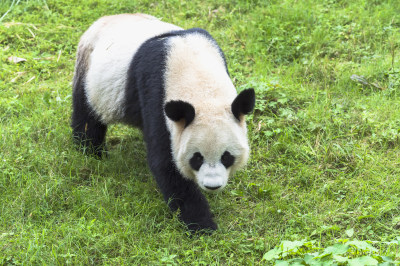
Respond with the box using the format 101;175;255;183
1;0;400;264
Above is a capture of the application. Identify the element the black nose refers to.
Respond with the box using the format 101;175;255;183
205;185;221;190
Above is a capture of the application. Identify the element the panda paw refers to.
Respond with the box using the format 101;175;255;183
82;144;108;159
187;220;217;235
181;215;217;234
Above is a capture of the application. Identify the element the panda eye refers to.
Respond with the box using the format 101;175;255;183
221;151;235;168
189;152;204;171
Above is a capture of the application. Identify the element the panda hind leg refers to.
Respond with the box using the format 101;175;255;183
71;109;107;158
71;85;107;158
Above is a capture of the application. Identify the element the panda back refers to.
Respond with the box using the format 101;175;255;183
81;14;182;124
164;31;237;107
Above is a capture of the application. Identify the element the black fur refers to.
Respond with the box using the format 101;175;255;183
189;152;204;171
221;151;235;168
231;88;256;121
164;100;195;127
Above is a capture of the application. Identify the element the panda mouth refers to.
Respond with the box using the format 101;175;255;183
204;185;221;190
200;178;226;192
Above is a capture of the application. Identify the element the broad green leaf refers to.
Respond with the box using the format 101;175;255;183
345;228;354;238
333;255;348;263
380;256;395;262
314;244;350;259
304;254;316;264
324;244;350;255
348;256;378;266
347;240;378;252
281;240;306;253
262;247;281;261
275;260;290;266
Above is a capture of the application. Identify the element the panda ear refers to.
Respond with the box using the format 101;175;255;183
164;100;195;127
231;88;256;121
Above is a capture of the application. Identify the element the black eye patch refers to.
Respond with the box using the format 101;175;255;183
189;152;204;171
221;151;235;168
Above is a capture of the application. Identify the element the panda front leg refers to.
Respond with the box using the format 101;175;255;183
163;172;218;233
149;159;217;233
71;79;107;158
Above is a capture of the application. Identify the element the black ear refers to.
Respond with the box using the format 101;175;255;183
231;88;256;121
164;100;195;127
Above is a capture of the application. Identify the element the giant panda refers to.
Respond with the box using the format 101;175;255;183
71;13;255;233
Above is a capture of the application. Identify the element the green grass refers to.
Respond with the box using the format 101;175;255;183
1;0;400;264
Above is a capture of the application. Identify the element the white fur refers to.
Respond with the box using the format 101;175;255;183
164;33;250;191
81;14;182;124
197;162;228;192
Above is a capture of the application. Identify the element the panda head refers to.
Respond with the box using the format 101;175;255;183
165;88;255;192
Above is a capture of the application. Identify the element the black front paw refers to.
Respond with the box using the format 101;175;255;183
187;220;217;235
180;213;218;234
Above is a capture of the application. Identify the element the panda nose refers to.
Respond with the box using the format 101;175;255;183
205;185;221;190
